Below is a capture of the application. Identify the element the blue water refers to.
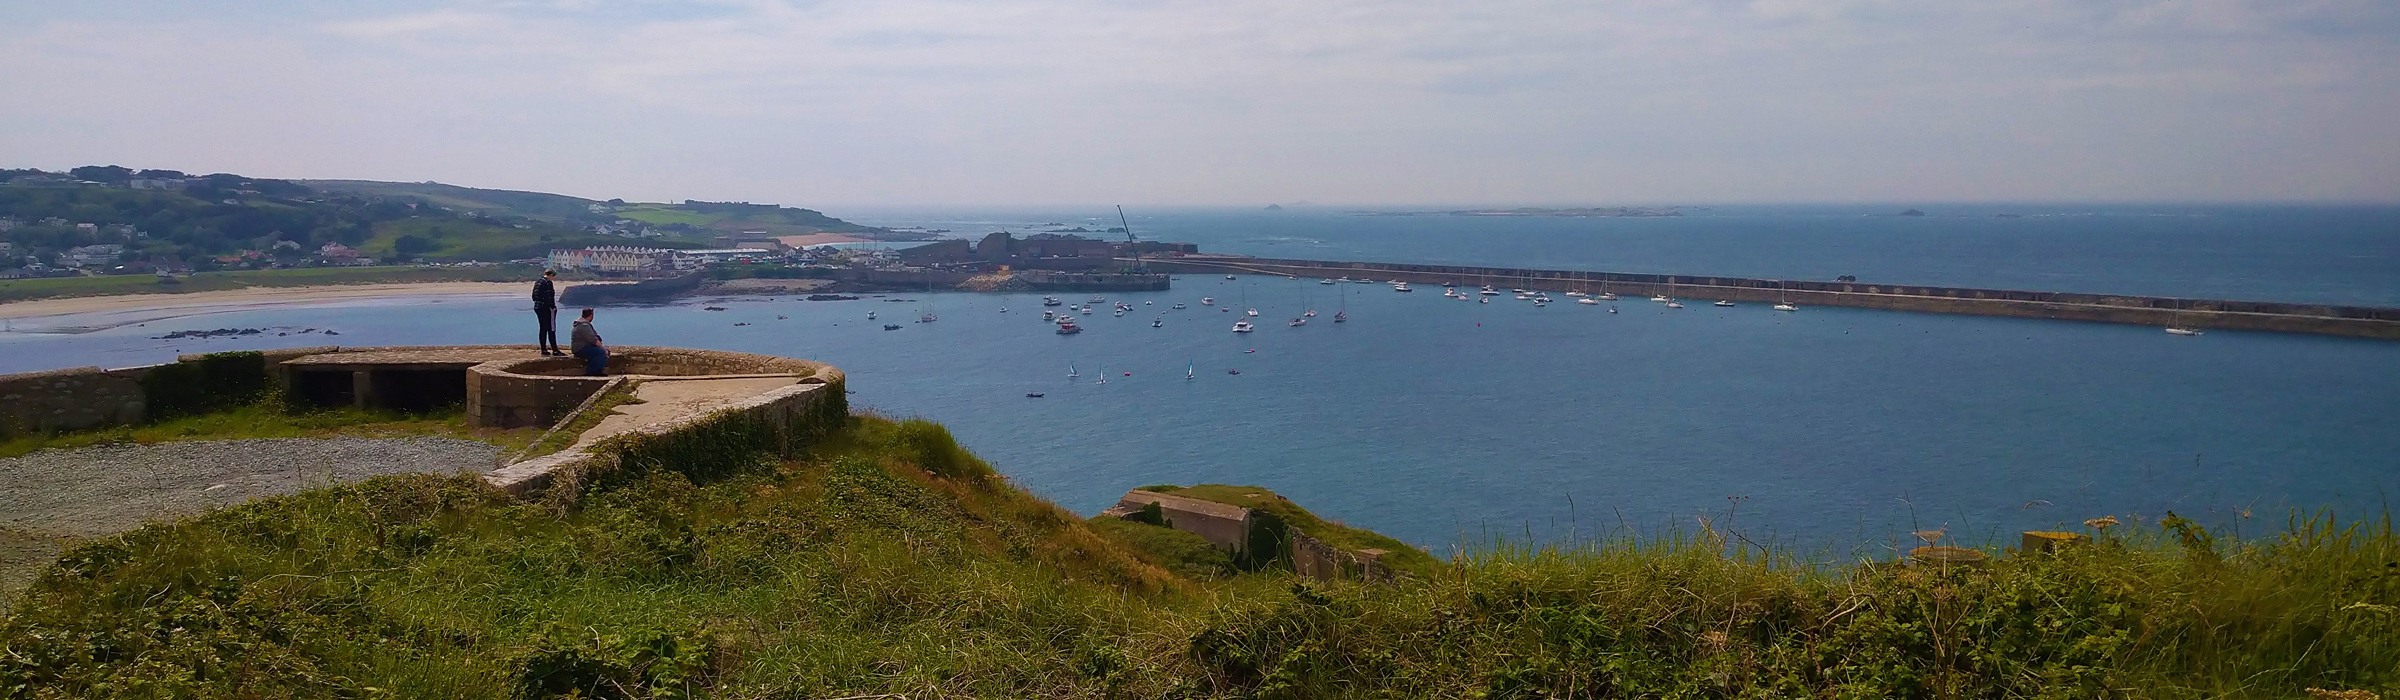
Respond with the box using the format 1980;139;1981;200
4;205;2397;555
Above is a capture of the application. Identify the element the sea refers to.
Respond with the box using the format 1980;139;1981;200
4;203;2396;557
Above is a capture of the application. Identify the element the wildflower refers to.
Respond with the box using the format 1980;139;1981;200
2083;515;2120;531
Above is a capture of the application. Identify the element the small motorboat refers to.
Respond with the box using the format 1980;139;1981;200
1666;301;1685;309
703;306;727;311
1577;298;1600;305
1714;300;1735;307
1041;296;1063;306
1333;311;1347;323
1392;283;1413;292
1303;310;1316;317
1225;274;1237;280
1232;320;1255;333
1480;286;1500;295
1152;319;1163;328
1320;279;1336;285
1172;303;1187;309
867;311;878;319
1056;320;1083;334
1042;310;1056;320
1289;318;1306;327
1227;369;1241;375
1609;306;1619;314
999;307;1007;313
1025;393;1045;398
1201;297;1215;305
1650;294;1670;303
2165;327;2203;336
1246;308;1260;317
882;324;902;330
1144;301;1153;305
1245;348;1257;353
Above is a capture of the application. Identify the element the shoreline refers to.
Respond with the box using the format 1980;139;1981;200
0;282;527;329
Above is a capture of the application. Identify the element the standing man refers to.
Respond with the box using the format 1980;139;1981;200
532;269;562;356
570;308;607;376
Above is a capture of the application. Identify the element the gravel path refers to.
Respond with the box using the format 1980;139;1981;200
0;437;503;538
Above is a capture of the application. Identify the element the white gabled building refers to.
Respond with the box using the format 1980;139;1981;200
547;246;674;275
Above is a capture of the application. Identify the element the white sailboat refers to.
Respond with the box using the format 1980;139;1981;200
2165;301;2204;336
1187;360;1196;380
1333;283;1349;322
1067;362;1079;379
1773;282;1798;312
1232;320;1255;333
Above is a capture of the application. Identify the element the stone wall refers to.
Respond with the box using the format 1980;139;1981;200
0;366;149;436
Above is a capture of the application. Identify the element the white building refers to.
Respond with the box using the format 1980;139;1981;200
548;246;673;275
62;244;125;268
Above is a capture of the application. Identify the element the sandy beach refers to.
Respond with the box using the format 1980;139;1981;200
0;282;526;326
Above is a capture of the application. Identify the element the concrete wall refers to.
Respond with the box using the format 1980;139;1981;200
1112;491;1255;554
1150;256;2400;340
0;366;150;436
1291;532;1389;581
482;375;846;497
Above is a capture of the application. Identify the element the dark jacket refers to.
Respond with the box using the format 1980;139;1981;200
532;278;557;309
570;319;601;353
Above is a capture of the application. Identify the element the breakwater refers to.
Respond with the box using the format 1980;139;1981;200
1146;255;2400;340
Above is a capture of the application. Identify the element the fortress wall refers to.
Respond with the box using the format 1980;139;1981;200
1149;257;2400;339
0;366;150;436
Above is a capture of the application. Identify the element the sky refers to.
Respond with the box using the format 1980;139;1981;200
4;0;2398;207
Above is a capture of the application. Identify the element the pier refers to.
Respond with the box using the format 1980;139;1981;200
1144;255;2400;340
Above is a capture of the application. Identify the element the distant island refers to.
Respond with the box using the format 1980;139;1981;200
1354;206;1681;218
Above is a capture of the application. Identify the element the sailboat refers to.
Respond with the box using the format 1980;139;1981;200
2164;300;2204;336
1232;319;1255;333
1596;281;1617;301
1186;361;1196;380
1067;362;1079;378
1333;282;1349;322
918;281;938;323
1772;281;1798;312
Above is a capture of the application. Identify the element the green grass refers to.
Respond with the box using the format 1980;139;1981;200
360;219;688;262
0;402;538;459
0;265;537;303
1;416;2395;697
612;205;721;227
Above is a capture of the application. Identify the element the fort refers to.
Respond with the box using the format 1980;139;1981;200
0;345;846;497
1143;254;2400;340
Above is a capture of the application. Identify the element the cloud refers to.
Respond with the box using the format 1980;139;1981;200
0;0;2394;205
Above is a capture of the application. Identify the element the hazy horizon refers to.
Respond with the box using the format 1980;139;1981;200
6;1;2396;207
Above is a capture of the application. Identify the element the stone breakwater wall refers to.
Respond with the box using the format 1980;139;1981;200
1148;256;2400;340
0;366;152;436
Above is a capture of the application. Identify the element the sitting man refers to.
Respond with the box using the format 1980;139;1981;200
569;307;608;376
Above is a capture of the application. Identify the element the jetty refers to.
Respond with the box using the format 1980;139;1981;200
1143;255;2400;340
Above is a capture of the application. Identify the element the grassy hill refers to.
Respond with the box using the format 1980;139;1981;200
359;218;697;262
613;200;895;237
298;180;609;222
1;415;2394;697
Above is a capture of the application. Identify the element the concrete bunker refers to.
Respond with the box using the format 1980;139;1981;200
275;346;835;429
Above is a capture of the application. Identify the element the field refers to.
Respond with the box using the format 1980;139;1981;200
1;413;2393;697
0;265;537;303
